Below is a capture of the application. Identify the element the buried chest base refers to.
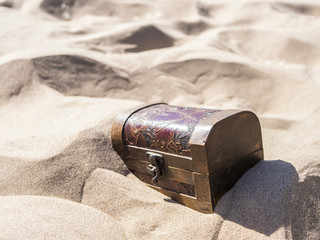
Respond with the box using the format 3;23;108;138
128;149;263;214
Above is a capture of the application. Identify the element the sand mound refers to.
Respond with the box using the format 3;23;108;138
156;59;269;110
0;123;130;202
157;59;264;83
0;58;139;201
0;0;13;8
0;59;36;103
32;55;134;97
218;29;320;66
82;168;216;240
81;162;317;240
72;0;157;19
175;19;210;35
271;2;320;16
0;195;126;239
71;24;176;54
40;0;75;19
118;25;174;52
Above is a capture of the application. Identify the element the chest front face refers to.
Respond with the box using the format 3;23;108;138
112;103;263;213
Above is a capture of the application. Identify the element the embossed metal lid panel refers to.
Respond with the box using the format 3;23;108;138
122;104;219;157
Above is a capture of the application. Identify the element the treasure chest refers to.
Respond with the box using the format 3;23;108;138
111;103;263;213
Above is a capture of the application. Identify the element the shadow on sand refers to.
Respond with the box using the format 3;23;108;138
290;162;320;240
213;160;297;238
213;160;320;239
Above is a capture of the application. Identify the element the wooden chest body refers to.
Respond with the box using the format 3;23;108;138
111;103;263;213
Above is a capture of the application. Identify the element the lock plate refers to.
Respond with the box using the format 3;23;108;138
145;152;164;184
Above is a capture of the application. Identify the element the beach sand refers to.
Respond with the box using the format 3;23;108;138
0;0;319;239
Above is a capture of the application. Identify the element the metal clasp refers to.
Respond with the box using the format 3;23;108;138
145;152;164;184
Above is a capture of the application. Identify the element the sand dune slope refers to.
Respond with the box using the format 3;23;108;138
0;0;320;239
0;195;127;240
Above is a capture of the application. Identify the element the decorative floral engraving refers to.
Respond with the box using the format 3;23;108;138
123;104;218;157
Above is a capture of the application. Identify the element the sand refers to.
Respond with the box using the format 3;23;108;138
0;0;319;239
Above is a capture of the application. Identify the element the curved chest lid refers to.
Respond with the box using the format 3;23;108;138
123;104;219;157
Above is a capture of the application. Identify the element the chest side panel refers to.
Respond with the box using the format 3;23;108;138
123;104;218;157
